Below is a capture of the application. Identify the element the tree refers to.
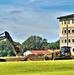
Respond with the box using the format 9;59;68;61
55;40;60;49
7;50;15;56
2;50;7;56
45;40;60;50
0;40;21;56
14;42;21;46
41;38;48;49
22;35;48;52
0;50;3;56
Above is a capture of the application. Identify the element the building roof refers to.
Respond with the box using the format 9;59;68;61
57;14;74;19
28;50;53;54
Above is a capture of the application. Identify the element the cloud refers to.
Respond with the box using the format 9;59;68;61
0;9;62;43
0;4;72;43
11;10;23;14
0;0;74;43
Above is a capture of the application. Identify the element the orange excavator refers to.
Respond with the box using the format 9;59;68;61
0;31;22;56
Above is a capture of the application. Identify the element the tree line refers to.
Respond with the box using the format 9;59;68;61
0;35;60;56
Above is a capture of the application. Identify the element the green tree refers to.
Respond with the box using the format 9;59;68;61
41;38;48;49
0;50;3;56
45;40;60;50
55;40;60;49
22;35;48;52
2;50;7;56
0;40;21;56
7;50;15;56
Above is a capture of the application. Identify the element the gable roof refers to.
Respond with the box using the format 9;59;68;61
28;50;53;54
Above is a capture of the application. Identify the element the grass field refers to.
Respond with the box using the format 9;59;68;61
0;60;74;75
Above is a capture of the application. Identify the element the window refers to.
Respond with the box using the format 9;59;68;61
69;39;70;43
64;30;66;33
64;20;66;24
60;47;70;56
72;39;74;42
68;30;70;33
62;40;63;43
72;30;74;33
72;19;74;24
73;49;74;52
60;48;65;56
68;20;70;24
65;39;66;43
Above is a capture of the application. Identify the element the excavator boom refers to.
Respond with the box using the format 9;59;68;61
0;31;22;56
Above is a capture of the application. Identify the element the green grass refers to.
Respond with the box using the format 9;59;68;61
0;60;74;75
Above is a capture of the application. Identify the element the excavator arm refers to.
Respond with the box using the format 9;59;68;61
0;31;22;56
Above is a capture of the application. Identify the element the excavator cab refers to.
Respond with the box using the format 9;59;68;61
60;46;71;57
52;46;72;60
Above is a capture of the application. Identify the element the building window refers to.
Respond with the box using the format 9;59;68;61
65;39;66;43
68;30;70;33
62;40;63;43
64;30;66;33
72;39;74;42
69;39;70;43
72;19;74;24
72;30;74;33
68;20;70;24
64;20;66;24
73;49;74;52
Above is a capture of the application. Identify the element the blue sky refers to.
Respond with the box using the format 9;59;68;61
0;0;74;43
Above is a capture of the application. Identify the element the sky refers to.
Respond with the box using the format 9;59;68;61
0;0;74;43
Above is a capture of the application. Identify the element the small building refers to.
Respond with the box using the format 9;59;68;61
23;50;53;56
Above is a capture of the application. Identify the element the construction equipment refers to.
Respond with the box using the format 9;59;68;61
52;46;72;60
0;31;72;61
0;31;22;56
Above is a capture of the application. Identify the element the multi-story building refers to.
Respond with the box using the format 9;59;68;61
57;14;74;55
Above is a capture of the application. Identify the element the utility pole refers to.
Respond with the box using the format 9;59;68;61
66;18;68;48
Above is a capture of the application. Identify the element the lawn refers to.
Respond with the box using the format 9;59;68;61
0;60;74;75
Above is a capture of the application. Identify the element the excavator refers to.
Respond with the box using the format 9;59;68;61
0;31;24;61
0;31;22;56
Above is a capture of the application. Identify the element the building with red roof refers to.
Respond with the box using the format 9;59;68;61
23;50;53;56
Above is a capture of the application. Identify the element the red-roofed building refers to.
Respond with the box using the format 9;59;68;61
23;50;53;56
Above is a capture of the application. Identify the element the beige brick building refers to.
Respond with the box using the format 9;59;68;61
57;14;74;55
